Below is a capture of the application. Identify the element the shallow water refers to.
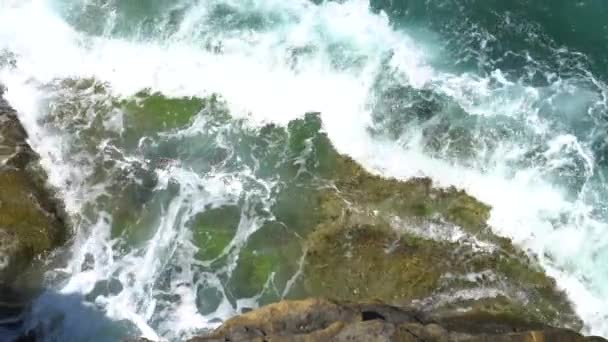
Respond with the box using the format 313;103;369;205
1;0;607;340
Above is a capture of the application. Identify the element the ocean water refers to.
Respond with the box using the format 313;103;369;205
0;0;607;340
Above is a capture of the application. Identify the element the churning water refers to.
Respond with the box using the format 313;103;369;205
1;0;608;340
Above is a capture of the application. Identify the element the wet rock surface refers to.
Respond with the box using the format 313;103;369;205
174;113;583;335
0;88;67;295
176;116;589;341
0;89;592;340
189;298;605;342
299;153;581;329
235;115;576;330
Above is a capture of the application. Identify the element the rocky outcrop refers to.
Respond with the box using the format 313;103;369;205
0;87;67;292
170;114;589;341
190;298;605;342
299;152;581;329
9;88;590;340
229;114;579;329
166;113;583;333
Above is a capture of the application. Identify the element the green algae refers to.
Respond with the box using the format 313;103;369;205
19;82;583;331
0;171;56;259
191;113;566;322
231;248;278;298
261;118;583;329
119;90;208;148
271;186;321;235
45;80;231;157
0;102;66;285
190;205;240;261
286;113;339;179
298;160;580;329
228;221;303;301
328;154;491;228
301;192;580;328
121;90;206;131
304;216;447;302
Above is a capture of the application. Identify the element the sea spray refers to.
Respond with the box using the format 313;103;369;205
1;0;608;339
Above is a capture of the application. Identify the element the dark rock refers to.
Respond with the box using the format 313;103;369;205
0;90;68;295
187;298;606;342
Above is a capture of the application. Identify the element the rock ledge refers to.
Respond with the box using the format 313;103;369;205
190;298;606;342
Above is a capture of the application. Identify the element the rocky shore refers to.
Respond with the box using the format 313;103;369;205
189;298;606;342
0;87;68;319
0;89;605;341
178;114;601;341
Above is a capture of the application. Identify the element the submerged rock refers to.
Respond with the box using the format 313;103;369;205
0;89;68;291
212;114;579;329
190;298;605;342
165;112;581;331
20;85;587;339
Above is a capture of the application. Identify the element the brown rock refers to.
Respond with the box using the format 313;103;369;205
187;298;606;342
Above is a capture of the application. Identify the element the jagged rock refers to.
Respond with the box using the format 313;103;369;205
188;298;605;342
0;89;68;290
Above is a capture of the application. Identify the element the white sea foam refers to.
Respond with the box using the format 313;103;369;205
1;0;608;338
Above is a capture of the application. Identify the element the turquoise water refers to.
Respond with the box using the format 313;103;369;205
0;0;607;340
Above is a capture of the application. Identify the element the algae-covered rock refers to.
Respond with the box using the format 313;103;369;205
166;112;580;330
0;91;67;286
220;112;578;330
191;205;241;261
189;298;604;342
141;110;581;331
326;154;493;237
300;153;581;329
118;89;213;148
228;221;304;302
304;217;445;302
